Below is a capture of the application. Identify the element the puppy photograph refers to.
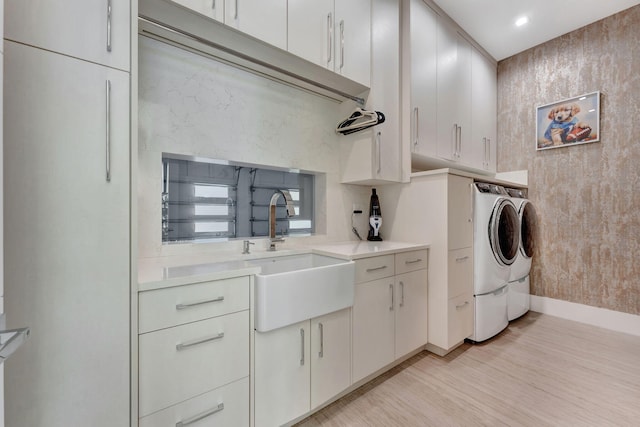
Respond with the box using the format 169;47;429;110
536;92;600;150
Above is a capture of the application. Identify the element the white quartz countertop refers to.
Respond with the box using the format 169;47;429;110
138;241;429;291
312;241;429;260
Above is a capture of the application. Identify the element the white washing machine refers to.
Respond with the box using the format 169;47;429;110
470;182;520;342
505;187;538;321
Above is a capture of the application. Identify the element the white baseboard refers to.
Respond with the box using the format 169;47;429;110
530;295;640;337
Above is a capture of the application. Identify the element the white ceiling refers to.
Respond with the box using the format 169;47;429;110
432;0;640;61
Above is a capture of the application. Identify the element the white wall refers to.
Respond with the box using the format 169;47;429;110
138;37;371;262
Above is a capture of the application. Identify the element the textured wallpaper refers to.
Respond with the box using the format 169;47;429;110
497;6;640;315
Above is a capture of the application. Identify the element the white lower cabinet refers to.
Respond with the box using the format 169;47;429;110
254;308;351;427
352;250;428;384
139;377;249;427
138;276;250;426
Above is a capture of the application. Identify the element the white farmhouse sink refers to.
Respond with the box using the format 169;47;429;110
249;253;355;332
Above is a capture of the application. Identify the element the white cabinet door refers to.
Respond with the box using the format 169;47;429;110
340;0;400;185
4;0;130;71
3;41;130;427
310;309;351;410
447;175;473;251
352;277;395;384
437;22;471;164
288;0;333;69
254;321;310;427
409;0;437;158
172;0;225;22
471;47;497;172
334;0;371;86
224;0;287;49
395;269;428;357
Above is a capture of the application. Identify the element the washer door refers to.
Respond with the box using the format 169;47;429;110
519;201;537;259
489;199;520;266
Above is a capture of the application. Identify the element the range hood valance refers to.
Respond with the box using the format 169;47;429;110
139;0;369;104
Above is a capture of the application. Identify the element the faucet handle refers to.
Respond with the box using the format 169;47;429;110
242;240;255;254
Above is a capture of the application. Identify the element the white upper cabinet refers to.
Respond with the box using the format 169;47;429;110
288;0;334;68
471;47;497;172
334;0;371;86
409;0;437;158
340;0;401;185
225;0;287;49
172;0;225;22
406;0;498;174
289;0;371;86
436;23;472;165
4;0;130;71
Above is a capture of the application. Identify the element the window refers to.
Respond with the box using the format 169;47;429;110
162;154;316;243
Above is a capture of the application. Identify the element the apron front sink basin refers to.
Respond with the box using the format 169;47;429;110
249;253;355;332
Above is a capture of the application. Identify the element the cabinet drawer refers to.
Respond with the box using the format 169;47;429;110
139;276;250;333
354;255;395;283
447;292;474;347
139;311;249;417
395;249;428;275
448;247;473;298
139;377;249;427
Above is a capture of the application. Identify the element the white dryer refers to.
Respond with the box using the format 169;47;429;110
471;182;520;342
505;187;538;321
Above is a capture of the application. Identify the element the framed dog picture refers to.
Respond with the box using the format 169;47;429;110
536;91;600;150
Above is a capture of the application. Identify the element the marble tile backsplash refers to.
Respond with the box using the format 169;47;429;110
138;37;371;260
497;6;640;315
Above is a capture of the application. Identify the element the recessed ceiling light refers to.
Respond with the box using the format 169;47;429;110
515;16;529;27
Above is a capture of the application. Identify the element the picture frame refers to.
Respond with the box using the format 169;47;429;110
536;91;600;150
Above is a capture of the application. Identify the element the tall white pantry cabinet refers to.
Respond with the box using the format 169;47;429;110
3;1;133;426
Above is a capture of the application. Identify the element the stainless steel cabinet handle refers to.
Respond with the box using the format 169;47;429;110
405;258;422;264
211;0;216;10
339;20;345;70
176;403;224;427
456;301;470;310
457;125;462;158
414;107;419;149
366;265;387;273
106;0;112;52
105;80;111;182
389;284;394;311
318;323;324;358
176;296;224;310
452;124;458;157
234;0;238;19
399;281;405;307
455;256;469;262
300;328;305;366
376;131;382;174
327;13;333;64
176;332;224;351
487;138;491;168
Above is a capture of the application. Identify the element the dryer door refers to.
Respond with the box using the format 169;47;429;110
489;199;520;266
520;201;537;259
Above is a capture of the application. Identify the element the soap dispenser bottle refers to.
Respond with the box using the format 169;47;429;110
367;188;383;241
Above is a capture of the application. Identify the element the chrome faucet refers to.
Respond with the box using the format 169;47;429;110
268;190;295;251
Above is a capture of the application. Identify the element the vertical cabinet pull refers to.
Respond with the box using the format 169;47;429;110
106;0;112;52
452;124;458;158
327;13;333;64
211;0;216;10
486;138;491;168
318;323;324;358
234;0;238;19
400;281;405;307
176;403;224;427
413;107;419;149
105;80;111;182
456;125;462;158
300;328;305;366
389;284;394;311
339;20;345;70
376;131;382;174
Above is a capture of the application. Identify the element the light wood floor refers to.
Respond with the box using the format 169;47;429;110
295;312;640;426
